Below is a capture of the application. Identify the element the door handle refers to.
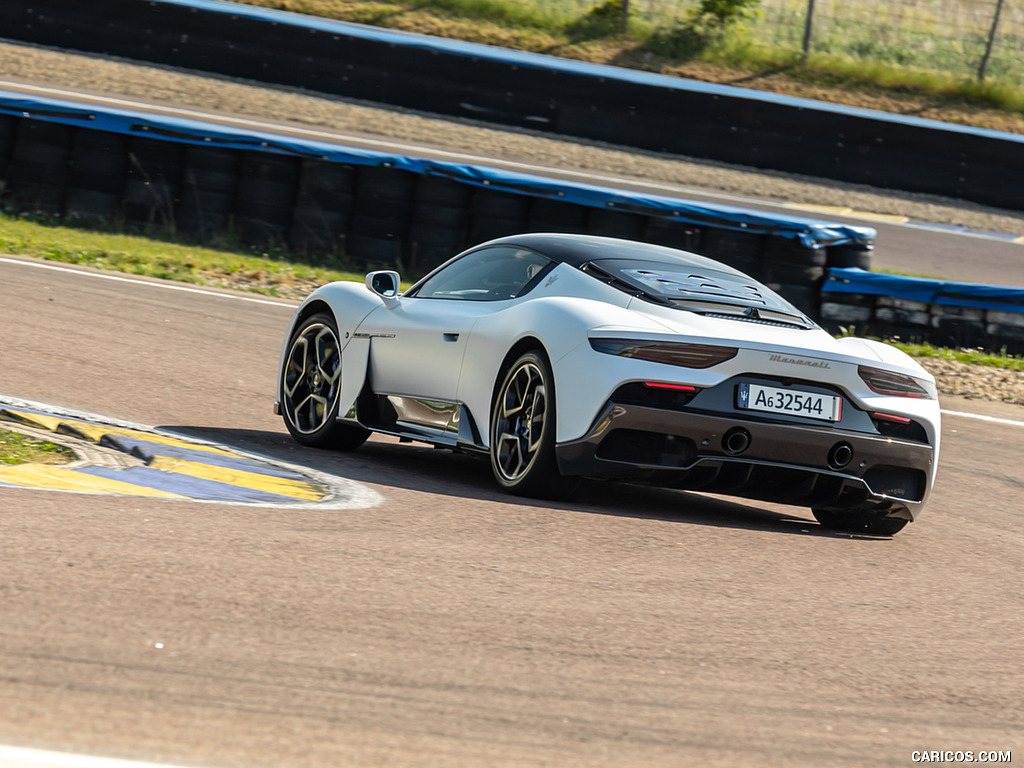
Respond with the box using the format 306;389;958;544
443;332;459;342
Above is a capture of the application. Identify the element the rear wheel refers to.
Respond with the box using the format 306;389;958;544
812;507;909;536
490;351;580;500
281;312;370;450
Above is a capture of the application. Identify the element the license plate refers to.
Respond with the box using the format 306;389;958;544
737;383;842;422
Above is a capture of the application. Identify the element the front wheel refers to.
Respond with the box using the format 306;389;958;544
490;351;580;500
280;312;370;450
812;507;910;536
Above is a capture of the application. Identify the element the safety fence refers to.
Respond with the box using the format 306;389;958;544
0;91;875;320
495;0;1024;82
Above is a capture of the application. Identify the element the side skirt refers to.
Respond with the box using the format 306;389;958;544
341;385;487;454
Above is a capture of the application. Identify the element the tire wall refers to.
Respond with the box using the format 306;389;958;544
4;106;1019;351
0;99;875;321
2;0;1024;210
822;269;1024;355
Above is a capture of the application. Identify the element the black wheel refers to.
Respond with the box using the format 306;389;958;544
812;507;910;536
281;313;370;450
490;351;580;500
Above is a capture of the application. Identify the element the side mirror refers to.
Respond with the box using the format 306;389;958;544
366;270;401;300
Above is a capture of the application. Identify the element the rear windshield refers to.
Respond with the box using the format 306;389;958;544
583;258;812;327
594;259;790;307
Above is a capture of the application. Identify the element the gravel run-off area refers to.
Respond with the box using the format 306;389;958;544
1;41;1023;406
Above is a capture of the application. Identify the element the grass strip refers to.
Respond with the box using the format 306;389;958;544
889;340;1024;371
0;428;76;466
0;211;363;300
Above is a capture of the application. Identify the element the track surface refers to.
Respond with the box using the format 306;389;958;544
1;254;1021;767
2;72;1023;767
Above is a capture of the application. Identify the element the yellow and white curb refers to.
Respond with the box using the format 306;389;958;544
0;398;380;508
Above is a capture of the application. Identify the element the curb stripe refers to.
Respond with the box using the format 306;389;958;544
941;408;1024;427
3;408;240;458
101;434;304;479
1;404;331;503
0;464;183;497
76;465;313;504
57;421;240;458
1;408;67;432
147;455;324;501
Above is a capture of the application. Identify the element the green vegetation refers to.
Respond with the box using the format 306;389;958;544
242;0;1024;125
889;340;1024;371
0;428;75;465
0;210;363;300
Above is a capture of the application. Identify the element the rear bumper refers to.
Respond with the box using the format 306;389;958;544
556;403;936;519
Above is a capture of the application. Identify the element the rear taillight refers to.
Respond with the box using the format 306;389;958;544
591;339;738;369
644;382;697;392
858;366;936;399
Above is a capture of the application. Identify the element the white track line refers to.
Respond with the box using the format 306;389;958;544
0;745;201;768
0;256;297;308
941;409;1024;428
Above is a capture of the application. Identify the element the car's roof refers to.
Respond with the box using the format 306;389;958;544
477;232;811;324
478;232;747;274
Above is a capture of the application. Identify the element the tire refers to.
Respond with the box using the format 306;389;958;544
645;218;701;251
587;209;646;241
415;176;472;207
762;261;825;285
763;238;827;267
767;282;820;315
827;244;873;270
296;161;356;209
280;313;370;450
490;351;580;500
528;199;589;234
812;507;909;536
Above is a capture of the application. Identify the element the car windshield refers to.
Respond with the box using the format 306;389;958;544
583;258;812;327
411;246;554;301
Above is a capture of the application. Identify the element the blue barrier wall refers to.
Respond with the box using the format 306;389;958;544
822;269;1024;353
0;89;876;317
1;90;1021;351
2;0;1024;210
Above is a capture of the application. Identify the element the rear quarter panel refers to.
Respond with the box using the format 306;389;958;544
275;280;387;417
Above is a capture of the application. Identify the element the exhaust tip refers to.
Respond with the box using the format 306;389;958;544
828;442;854;469
722;427;751;455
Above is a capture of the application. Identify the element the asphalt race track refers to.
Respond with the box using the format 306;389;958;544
1;82;1023;766
1;246;1022;767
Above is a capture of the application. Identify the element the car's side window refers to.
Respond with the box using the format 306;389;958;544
411;246;554;301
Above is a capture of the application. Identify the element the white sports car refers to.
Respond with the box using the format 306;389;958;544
276;234;939;535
